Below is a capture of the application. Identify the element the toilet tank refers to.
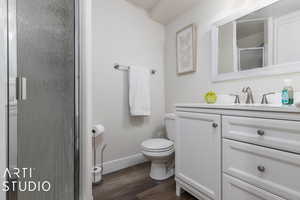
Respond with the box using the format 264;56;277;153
165;113;176;141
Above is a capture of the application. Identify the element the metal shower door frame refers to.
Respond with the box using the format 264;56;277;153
0;0;8;198
74;0;80;199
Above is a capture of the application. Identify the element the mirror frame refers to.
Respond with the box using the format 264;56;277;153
211;0;300;82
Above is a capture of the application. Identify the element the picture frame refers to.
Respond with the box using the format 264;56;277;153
176;24;197;75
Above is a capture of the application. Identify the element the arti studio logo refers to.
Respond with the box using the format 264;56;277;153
2;168;51;192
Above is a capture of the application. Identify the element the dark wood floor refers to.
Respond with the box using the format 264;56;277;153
93;162;197;200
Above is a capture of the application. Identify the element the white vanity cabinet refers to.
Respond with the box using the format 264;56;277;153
175;112;221;200
175;104;300;200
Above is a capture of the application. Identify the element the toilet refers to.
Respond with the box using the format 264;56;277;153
141;113;176;180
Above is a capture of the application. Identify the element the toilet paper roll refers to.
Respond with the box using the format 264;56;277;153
92;124;105;137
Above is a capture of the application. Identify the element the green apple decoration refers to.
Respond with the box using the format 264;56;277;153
205;91;217;104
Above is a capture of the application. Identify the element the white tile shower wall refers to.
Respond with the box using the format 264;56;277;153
164;0;300;112
92;0;165;169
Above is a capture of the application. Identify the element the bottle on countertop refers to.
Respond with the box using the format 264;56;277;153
282;79;294;105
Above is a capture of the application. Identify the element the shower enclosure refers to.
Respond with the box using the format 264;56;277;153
1;0;80;199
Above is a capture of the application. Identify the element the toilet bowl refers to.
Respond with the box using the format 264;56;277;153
141;113;176;180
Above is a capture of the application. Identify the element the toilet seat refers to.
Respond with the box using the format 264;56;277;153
142;138;174;152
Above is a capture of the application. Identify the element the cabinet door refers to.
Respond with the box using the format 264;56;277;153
223;174;286;200
176;112;221;200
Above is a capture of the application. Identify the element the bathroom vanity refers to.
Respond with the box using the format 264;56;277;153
175;104;300;200
175;0;300;198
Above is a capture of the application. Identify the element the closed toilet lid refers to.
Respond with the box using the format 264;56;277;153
142;138;174;152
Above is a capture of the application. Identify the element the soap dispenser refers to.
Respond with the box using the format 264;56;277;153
282;79;294;105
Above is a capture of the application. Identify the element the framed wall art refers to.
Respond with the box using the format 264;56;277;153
176;24;197;75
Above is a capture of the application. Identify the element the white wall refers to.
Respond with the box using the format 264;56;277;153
275;10;300;64
164;0;300;112
92;0;165;171
79;0;93;199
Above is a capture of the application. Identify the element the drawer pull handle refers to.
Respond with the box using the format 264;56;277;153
212;123;218;128
257;165;266;172
257;130;265;136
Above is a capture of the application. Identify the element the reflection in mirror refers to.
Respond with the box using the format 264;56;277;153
218;22;236;74
237;19;266;71
218;0;300;75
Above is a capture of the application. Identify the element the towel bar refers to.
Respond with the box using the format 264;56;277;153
114;63;156;74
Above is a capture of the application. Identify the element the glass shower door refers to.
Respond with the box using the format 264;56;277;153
8;0;78;199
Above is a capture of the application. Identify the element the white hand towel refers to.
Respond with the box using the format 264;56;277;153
129;66;151;116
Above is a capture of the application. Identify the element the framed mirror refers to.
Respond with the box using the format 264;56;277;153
212;0;300;82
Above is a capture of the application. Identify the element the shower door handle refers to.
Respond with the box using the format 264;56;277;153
21;77;27;100
16;77;27;101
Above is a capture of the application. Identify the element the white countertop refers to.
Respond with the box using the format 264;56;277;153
175;103;300;113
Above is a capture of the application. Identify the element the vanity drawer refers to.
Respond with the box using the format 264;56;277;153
223;116;300;153
223;174;286;200
223;139;300;200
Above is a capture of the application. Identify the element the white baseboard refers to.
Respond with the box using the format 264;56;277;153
103;153;147;175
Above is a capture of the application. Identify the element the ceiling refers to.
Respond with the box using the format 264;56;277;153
241;0;300;20
126;0;201;25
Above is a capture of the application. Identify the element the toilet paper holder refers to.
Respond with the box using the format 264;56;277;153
92;125;106;185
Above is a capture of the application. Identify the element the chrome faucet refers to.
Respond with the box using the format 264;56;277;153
242;87;254;104
261;92;275;104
